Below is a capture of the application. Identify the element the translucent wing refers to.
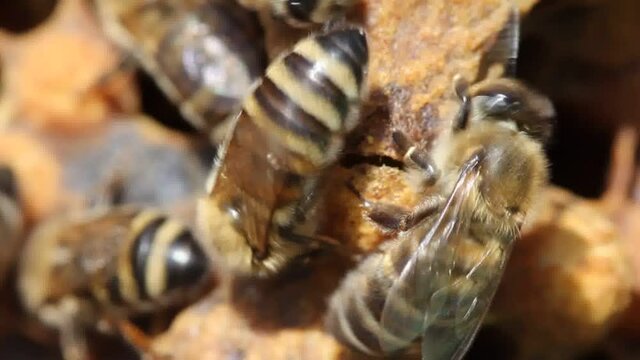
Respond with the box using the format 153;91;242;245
379;153;483;354
420;238;509;360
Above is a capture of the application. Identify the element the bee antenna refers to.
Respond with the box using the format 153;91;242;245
453;75;471;130
503;7;520;77
476;5;520;80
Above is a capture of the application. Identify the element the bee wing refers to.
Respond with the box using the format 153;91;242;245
420;239;509;360
379;153;483;354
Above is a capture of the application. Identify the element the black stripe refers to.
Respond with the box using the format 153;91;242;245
200;0;264;64
105;275;125;306
391;240;416;276
253;77;331;148
315;29;368;89
284;52;349;123
345;298;381;353
366;268;392;317
165;231;209;292
130;216;166;301
286;0;318;23
210;2;266;79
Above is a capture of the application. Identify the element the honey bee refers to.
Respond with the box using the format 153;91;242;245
238;0;355;28
197;27;369;276
92;0;266;139
18;206;212;359
325;11;555;359
0;164;24;286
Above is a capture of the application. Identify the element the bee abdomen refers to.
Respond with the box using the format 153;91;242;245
242;27;368;169
326;253;409;356
156;1;265;125
326;237;426;355
101;212;209;309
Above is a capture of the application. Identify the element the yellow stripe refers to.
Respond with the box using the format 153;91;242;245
118;211;161;304
243;94;332;168
334;292;377;355
267;61;342;132
294;39;359;100
271;203;297;228
145;220;185;298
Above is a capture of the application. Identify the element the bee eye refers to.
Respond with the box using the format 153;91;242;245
224;198;243;226
227;205;241;222
287;0;316;19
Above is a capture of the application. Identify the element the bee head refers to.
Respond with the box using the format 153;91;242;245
471;78;555;143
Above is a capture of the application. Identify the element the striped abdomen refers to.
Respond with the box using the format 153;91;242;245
325;234;419;356
326;227;503;356
242;27;368;175
270;0;356;27
93;210;210;313
94;0;265;134
156;1;266;130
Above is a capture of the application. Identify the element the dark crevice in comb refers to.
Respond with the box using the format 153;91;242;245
340;153;404;169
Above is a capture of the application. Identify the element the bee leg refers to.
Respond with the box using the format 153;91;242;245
367;195;444;232
346;179;444;232
279;228;342;249
56;298;90;360
75;52;138;116
602;125;637;211
392;130;440;185
452;75;471;131
114;320;157;357
94;54;137;89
